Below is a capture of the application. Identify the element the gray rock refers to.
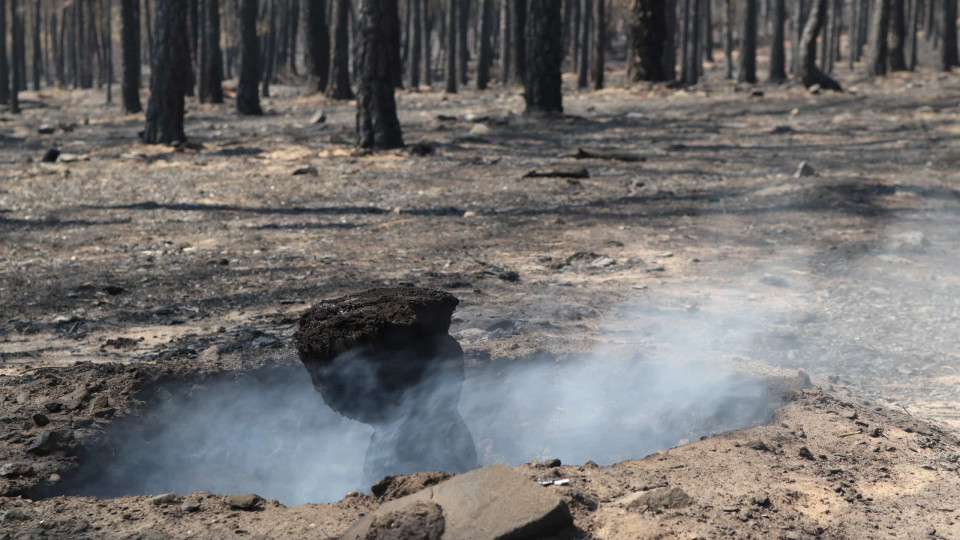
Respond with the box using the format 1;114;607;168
626;487;694;512
292;166;319;176
25;430;71;456
310;109;327;124
225;494;261;510
794;161;817;177
150;493;181;505
181;500;201;513
41;148;61;163
469;123;491;136
343;465;573;540
0;462;33;478
31;413;49;427
37;124;56;135
361;502;445;540
0;509;29;523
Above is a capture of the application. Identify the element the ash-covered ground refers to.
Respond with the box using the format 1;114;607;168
2;67;960;538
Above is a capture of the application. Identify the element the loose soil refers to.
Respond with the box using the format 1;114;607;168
2;66;960;538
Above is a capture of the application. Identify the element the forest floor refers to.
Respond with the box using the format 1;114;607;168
2;65;960;538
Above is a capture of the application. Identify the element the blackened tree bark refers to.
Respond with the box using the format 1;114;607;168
723;0;733;78
262;0;277;97
592;0;604;89
199;0;224;102
627;0;667;82
9;0;19;112
408;0;421;87
867;0;890;75
31;0;39;91
511;0;526;84
662;0;675;80
524;0;562;113
798;0;842;89
458;0;468;85
769;0;787;81
143;0;152;64
908;0;919;69
356;0;403;149
385;0;402;88
288;0;298;74
327;0;353;98
499;0;510;83
686;0;700;84
577;0;590;88
941;0;959;70
121;0;142;112
15;2;25;90
302;0;330;92
738;0;757;82
570;0;579;71
0;0;8;104
143;0;190;142
702;0;713;62
421;0;431;85
476;0;492;89
77;0;92;88
237;0;262;114
445;0;457;92
889;0;907;70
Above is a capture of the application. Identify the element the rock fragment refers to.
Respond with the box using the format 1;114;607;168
626;487;695;512
225;494;261;510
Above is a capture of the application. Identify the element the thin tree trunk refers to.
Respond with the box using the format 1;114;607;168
121;0;142;112
662;0;675;80
681;0;690;83
499;0;510;82
850;0;859;68
445;0;456;91
0;0;8;104
422;0;431;85
262;0;277;97
237;0;261;114
511;0;525;83
327;0;353;98
458;0;469;84
702;0;713;62
909;0;920;68
199;0;224;102
689;0;701;81
476;0;492;88
144;0;191;142
144;0;152;64
10;0;19;112
738;0;757;82
303;0;330;92
386;0;402;87
889;0;907;69
571;0;580;71
289;0;298;74
105;0;114;103
724;0;733;78
769;0;786;80
577;0;590;87
942;0;959;69
524;0;561;113
867;0;890;75
798;0;842;88
592;0;604;88
31;0;40;90
356;0;403;149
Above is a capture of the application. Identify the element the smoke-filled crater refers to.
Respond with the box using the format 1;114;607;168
45;287;783;506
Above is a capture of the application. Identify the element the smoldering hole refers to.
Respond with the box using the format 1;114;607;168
44;355;779;506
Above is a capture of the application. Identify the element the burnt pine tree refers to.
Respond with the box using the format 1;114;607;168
476;0;492;89
524;0;562;114
302;0;330;92
738;0;757;83
385;0;402;88
0;0;8;104
121;0;142;112
941;0;959;70
798;0;842;90
627;0;668;82
356;0;403;149
237;0;262;114
199;0;224;102
866;0;890;76
511;0;526;84
143;0;190;142
888;0;907;71
327;0;353;99
262;0;277;97
769;0;787;82
31;0;38;91
458;0;468;85
577;0;590;88
723;0;733;79
445;0;457;92
592;0;604;89
408;0;420;87
9;0;19;113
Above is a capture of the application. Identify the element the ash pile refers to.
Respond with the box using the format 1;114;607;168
295;286;478;486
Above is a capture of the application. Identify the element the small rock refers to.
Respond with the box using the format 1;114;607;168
545;458;562;468
795;162;817;177
750;493;772;508
89;395;110;411
198;345;220;363
31;412;49;427
523;166;590;179
498;271;520;282
568;489;599;511
292;166;319;176
589;256;616;268
225;494;261;510
627;487;694;512
469;123;491;135
41;148;61;163
42;401;63;413
37;124;56;134
310;109;327;124
25;430;70;455
798;446;816;460
0;509;29;523
103;285;126;295
746;440;772;452
808;84;822;94
181;500;201;512
151;493;181;505
0;462;33;478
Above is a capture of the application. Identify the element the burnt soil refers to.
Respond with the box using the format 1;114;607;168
2;65;960;539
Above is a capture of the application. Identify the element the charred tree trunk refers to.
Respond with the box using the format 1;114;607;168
592;0;604;89
262;0;277;97
867;0;890;75
422;0;431;85
445;0;457;91
385;0;402;87
889;0;907;70
302;0;330;92
143;0;190;142
511;0;525;84
199;0;224;102
408;0;421;87
724;0;733;78
356;0;403;149
237;0;262;114
662;0;675;80
941;0;959;70
499;0;510;83
738;0;757;82
627;0;667;82
9;0;19;112
524;0;561;113
0;0;8;104
121;0;142;112
289;0;299;74
909;0;919;68
798;0;842;88
688;0;701;83
31;0;39;91
571;0;579;71
577;0;589;87
144;0;152;64
327;0;353;98
769;0;787;81
476;0;491;88
458;0;468;85
14;1;25;91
